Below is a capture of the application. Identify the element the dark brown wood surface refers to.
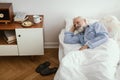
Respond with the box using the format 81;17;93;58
0;15;44;30
0;48;59;80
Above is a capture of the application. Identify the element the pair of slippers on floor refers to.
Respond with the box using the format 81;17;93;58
35;61;58;76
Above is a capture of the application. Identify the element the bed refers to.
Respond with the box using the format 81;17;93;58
54;16;120;80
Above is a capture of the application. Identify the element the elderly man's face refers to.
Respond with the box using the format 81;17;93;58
73;17;87;32
73;17;85;29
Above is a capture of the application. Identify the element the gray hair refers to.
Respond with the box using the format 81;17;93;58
73;16;86;20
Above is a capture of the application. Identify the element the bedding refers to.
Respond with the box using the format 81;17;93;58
100;16;120;41
54;29;120;80
64;15;120;61
54;16;120;80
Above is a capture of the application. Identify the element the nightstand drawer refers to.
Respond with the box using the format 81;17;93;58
0;45;18;56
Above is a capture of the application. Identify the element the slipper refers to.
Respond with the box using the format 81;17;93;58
40;67;58;76
35;61;50;73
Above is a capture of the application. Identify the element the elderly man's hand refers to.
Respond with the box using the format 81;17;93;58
70;26;76;32
79;45;89;50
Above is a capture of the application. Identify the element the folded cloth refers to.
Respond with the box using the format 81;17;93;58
35;61;50;73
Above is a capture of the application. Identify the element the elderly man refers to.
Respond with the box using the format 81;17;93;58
64;16;109;50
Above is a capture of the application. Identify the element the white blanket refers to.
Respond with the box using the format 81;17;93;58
54;29;120;80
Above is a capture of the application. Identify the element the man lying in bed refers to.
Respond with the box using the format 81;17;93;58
64;16;109;50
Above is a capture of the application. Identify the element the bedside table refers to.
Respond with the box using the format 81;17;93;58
0;15;44;56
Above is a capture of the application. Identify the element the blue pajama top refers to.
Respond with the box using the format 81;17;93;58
64;22;109;49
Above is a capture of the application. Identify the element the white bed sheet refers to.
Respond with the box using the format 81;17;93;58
58;29;81;62
55;29;120;80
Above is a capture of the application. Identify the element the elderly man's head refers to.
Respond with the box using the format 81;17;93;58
73;16;87;32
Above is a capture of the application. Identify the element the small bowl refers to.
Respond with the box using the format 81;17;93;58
21;21;33;28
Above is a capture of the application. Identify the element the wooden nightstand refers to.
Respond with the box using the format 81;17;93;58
0;15;44;56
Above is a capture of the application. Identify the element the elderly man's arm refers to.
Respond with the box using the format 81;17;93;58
64;25;84;44
64;31;81;44
85;22;109;49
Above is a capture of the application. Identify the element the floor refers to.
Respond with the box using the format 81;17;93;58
0;48;59;80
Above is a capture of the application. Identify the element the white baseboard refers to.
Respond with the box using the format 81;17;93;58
44;42;59;48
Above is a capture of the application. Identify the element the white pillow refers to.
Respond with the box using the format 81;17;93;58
65;18;73;32
86;18;99;25
100;16;120;42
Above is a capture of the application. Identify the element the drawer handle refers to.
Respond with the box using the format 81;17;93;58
18;35;21;37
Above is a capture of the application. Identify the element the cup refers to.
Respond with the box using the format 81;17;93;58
33;15;42;23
